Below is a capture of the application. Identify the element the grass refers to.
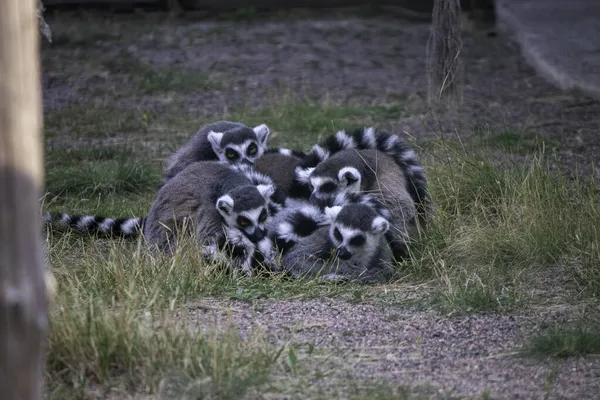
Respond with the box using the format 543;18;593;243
525;322;600;358
400;139;600;313
43;122;600;395
475;127;560;155
224;99;404;149
40;11;600;398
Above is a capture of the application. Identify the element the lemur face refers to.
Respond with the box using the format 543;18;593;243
216;184;274;243
325;204;390;262
208;124;270;165
308;167;362;205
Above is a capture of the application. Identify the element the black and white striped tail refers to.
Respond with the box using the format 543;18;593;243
273;201;330;253
44;212;145;237
297;127;431;223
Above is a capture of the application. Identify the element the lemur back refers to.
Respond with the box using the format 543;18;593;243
254;148;308;202
144;161;278;272
164;121;270;182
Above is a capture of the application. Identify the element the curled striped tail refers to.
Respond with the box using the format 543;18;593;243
44;212;145;237
309;126;431;225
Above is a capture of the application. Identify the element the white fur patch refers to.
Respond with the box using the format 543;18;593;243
310;145;330;162
362;127;377;148
383;134;400;151
278;148;292;156
76;216;95;230
309;176;334;191
121;218;141;234
299;204;327;222
335;130;356;149
253;124;270;144
324;206;342;221
256;184;275;200
207;131;224;150
59;213;70;224
98;218;115;232
216;195;234;216
408;165;423;175
276;221;301;242
401;149;417;162
257;237;274;265
236;165;274;187
295;167;315;184
371;216;390;234
337;167;361;188
241;207;264;226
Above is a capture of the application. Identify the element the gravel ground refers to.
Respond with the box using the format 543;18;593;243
186;297;600;399
42;10;600;399
42;12;600;179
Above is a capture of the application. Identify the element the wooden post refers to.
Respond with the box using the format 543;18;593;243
427;0;463;105
0;0;49;399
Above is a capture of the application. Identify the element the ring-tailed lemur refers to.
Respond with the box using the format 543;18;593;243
255;127;429;219
296;148;421;261
144;161;281;273
163;121;271;182
271;200;395;283
45;163;282;274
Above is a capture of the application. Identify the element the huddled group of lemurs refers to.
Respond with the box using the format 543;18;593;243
45;121;431;283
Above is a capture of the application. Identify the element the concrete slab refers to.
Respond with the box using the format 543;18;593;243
496;0;600;99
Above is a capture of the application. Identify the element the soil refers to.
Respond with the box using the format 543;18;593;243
185;297;600;399
41;9;600;399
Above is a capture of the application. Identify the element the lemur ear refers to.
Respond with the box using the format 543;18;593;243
207;131;225;154
295;166;315;184
324;206;342;222
216;195;234;217
256;184;275;200
253;124;270;145
338;167;361;187
371;216;390;235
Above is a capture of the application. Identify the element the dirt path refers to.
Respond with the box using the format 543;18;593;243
186;297;600;399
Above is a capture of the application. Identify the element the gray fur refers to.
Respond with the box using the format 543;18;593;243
254;151;304;200
279;203;394;283
164;121;270;182
144;161;276;272
304;149;418;261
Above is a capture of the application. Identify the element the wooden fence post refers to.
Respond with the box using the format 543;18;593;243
0;0;49;399
427;0;463;105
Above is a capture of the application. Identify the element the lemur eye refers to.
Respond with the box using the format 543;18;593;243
226;149;239;160
320;182;337;194
333;228;342;242
237;216;251;228
258;209;268;223
349;235;366;247
247;143;258;156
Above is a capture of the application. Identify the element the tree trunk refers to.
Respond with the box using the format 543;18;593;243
0;0;49;399
427;0;463;106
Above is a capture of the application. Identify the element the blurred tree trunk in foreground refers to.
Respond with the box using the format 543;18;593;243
0;0;49;399
427;0;463;106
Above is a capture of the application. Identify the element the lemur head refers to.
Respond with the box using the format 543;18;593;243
208;123;270;165
216;184;275;243
324;203;389;262
297;165;362;205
